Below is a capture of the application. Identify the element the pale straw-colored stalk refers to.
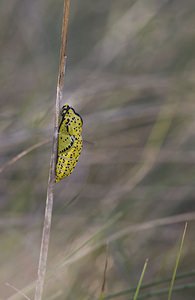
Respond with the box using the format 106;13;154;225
34;1;70;299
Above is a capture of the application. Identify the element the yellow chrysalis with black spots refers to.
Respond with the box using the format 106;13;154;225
55;104;83;183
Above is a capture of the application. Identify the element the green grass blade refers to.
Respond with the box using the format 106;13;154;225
105;269;195;299
137;283;195;299
133;258;148;300
168;222;188;300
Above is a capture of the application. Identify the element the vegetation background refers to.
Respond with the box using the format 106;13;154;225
1;0;195;299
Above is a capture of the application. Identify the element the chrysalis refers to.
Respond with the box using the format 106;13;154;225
55;104;83;183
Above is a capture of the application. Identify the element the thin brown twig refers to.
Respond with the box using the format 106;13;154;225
34;1;70;300
0;139;50;174
101;245;109;296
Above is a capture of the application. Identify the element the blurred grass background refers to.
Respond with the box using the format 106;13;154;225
1;0;195;299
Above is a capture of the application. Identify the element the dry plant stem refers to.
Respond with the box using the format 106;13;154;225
34;1;70;300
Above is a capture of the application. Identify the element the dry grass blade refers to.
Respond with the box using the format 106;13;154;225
58;212;195;268
5;282;31;300
0;139;50;174
34;0;70;299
